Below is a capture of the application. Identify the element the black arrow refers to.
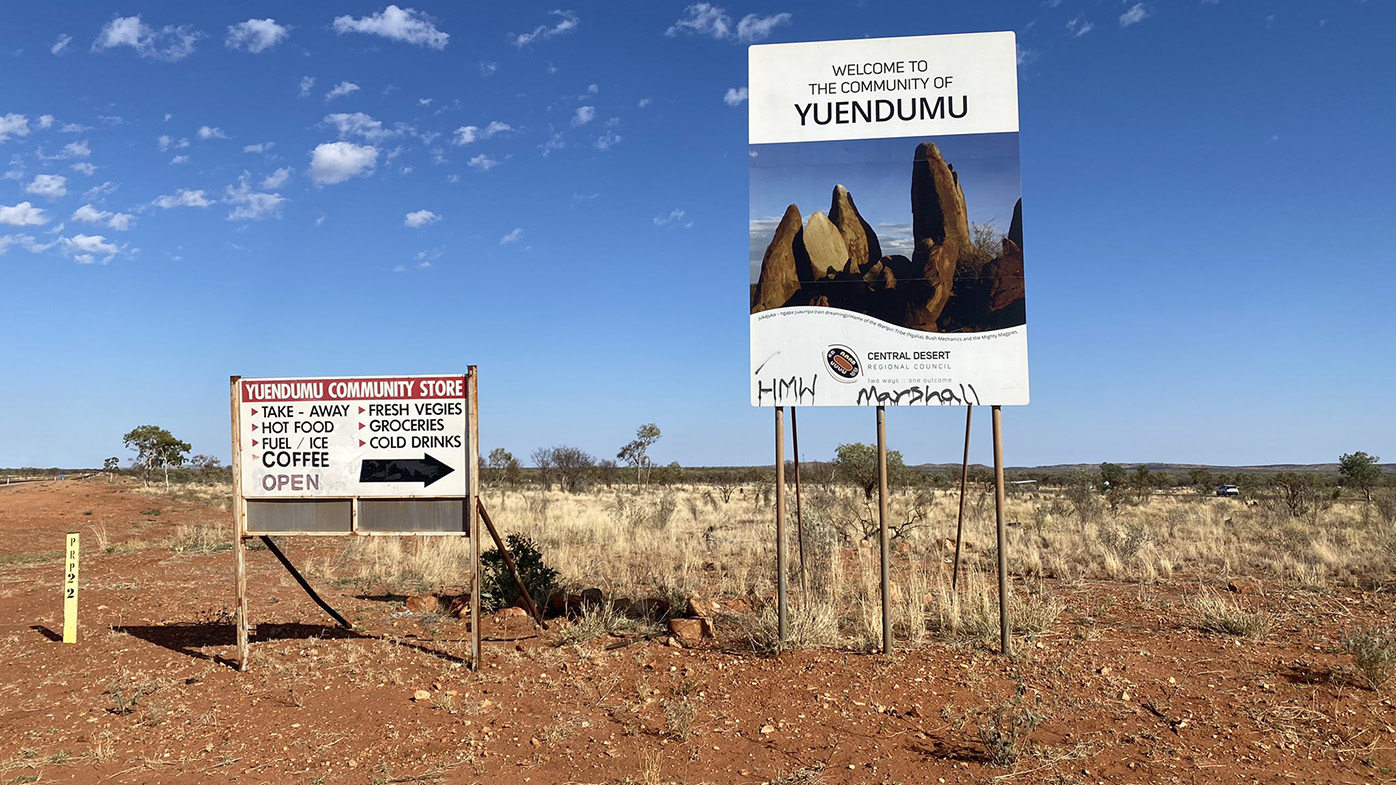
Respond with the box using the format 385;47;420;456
359;453;455;487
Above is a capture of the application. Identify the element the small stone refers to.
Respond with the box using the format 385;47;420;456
412;690;431;702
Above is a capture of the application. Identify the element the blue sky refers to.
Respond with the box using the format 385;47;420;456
1;1;1391;470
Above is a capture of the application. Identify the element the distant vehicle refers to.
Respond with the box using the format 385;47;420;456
1216;484;1240;497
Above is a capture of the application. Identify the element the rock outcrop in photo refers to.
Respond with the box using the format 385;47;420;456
750;141;1026;333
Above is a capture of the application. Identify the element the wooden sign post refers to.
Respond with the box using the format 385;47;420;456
63;532;79;643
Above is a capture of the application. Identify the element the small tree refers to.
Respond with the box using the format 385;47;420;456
1186;467;1215;496
529;447;555;491
833;442;908;500
1339;451;1382;504
617;423;662;487
486;448;521;489
122;425;191;489
102;456;119;483
597;459;619;488
549;446;596;493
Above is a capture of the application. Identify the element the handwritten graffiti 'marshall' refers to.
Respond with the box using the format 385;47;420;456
855;383;980;407
756;376;817;406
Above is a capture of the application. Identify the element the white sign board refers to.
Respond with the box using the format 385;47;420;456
749;32;1029;407
236;375;469;498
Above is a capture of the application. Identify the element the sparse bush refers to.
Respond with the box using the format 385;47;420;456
1098;520;1152;562
553;603;658;647
171;521;228;553
1343;626;1396;691
977;677;1045;766
728;602;840;655
1189;592;1272;638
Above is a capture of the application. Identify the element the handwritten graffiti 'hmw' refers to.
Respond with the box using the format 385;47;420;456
855;383;980;406
756;376;817;406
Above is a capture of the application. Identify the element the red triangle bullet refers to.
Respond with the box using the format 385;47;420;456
251;424;258;431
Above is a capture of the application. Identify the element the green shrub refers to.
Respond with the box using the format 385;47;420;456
480;534;558;613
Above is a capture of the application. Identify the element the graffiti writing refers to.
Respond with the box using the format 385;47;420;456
756;376;817;406
855;383;980;407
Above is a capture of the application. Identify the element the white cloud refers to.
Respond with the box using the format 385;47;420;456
1066;15;1094;36
157;135;189;151
26;174;67;199
667;4;731;39
540;133;565;156
638;98;652;108
332;5;449;49
572;106;596;126
261;167;291;189
62;233;121;264
152;189;211;208
451;120;511;145
1017;48;1039;67
595;130;621;151
59;123;87;134
198;126;229;140
226;19;289;53
478;61;498;77
1119;4;1149;27
51;34;72;55
82;181;116;201
0;234;54;257
499;228;522;245
71;203;132;230
243;142;274;153
170;155;189;165
667;5;791;42
63;140;90;157
92;15;202;61
309;141;378;185
723;86;748;106
71;204;108;224
37;115;54;130
468;154;499;171
0;114;30;143
70;162;96;176
299;76;316;97
225;173;286;221
0;201;48;226
654;209;693;228
324;112;396;142
735;12;792;42
404;209;439;228
509;10;579;47
325;81;360;102
418;97;433;106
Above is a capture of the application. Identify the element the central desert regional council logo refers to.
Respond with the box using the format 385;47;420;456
825;345;861;382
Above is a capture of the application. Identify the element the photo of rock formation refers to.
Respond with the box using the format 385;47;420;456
750;141;1025;333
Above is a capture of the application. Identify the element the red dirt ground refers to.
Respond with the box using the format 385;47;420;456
1;480;1393;784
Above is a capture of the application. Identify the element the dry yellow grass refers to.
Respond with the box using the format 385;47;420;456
143;478;1396;648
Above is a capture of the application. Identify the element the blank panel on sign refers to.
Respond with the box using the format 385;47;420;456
246;501;351;533
357;500;466;533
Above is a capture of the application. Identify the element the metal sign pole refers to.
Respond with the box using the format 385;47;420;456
876;406;891;655
774;406;787;643
468;367;481;669
791;407;807;598
952;404;973;592
230;376;250;671
991;405;1012;657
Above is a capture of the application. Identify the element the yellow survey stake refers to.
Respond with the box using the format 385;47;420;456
63;533;78;644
